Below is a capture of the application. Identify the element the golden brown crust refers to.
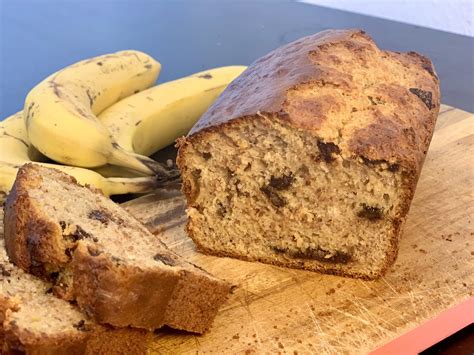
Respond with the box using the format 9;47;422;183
163;269;232;333
71;245;230;332
178;29;441;279
72;242;178;329
4;164;231;333
4;165;67;276
188;29;440;173
85;327;149;355
189;29;361;133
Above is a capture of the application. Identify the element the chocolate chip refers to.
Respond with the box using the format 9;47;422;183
0;264;11;277
260;186;287;207
409;88;434;109
357;203;384;221
270;246;287;254
59;221;67;230
49;272;60;283
261;173;294;201
216;201;227;218
153;252;177;266
88;209;110;225
367;96;384;105
317;140;341;163
291;247;352;264
45;288;53;294
111;256;123;265
276;246;353;264
269;173;294;190
192;169;201;179
71;226;91;241
361;157;399;172
73;320;88;332
388;163;399;172
202;152;212;160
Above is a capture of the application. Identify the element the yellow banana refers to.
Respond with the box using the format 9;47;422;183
98;66;247;157
23;50;175;177
0;113;160;197
92;164;149;178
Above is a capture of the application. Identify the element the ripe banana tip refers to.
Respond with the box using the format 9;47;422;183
137;155;181;186
135;155;179;178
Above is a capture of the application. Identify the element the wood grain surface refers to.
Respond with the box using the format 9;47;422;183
121;104;474;354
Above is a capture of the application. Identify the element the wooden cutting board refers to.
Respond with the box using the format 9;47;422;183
122;104;474;354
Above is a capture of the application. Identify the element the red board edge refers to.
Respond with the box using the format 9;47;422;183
370;296;474;355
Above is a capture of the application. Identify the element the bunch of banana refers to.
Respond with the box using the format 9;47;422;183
2;49;247;198
23;50;175;177
0;112;160;197
98;66;247;157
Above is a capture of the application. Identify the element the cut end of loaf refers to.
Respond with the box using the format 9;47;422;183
178;116;411;279
177;28;440;280
0;238;92;352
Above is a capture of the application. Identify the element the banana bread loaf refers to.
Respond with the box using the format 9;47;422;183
0;212;147;354
177;29;440;279
4;164;231;332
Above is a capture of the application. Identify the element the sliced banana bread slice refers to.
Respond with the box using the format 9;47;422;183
0;224;147;354
177;29;440;280
4;164;231;332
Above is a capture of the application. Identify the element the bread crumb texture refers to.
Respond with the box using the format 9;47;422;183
177;29;440;279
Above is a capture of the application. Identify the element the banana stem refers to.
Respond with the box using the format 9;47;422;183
108;145;174;177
